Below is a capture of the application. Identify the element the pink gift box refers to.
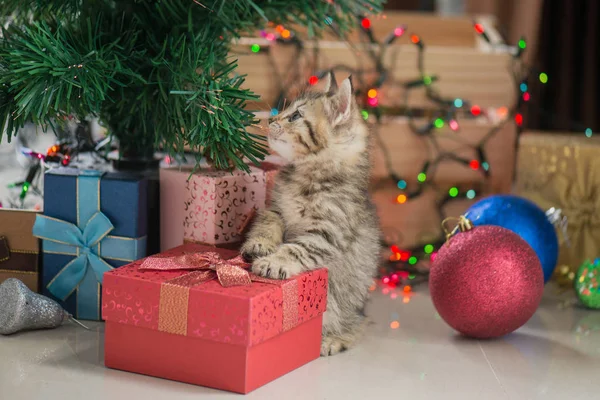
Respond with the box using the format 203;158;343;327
260;161;281;206
160;165;271;251
183;167;266;245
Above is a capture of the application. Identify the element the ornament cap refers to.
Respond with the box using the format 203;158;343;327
545;207;571;247
442;215;474;241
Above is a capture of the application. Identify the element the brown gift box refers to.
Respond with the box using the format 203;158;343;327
514;132;600;274
0;209;40;291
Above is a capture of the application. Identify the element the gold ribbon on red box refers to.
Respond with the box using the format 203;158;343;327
140;251;298;336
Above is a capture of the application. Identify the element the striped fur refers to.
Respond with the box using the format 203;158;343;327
241;73;381;356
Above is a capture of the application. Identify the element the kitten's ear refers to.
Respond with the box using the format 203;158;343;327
322;70;338;95
330;76;353;126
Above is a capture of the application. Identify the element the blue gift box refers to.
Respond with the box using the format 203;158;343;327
34;168;148;320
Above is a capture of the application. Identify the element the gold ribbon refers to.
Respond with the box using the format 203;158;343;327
140;251;298;336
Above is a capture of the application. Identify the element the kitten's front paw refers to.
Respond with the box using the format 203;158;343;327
251;254;302;280
240;238;276;261
320;335;348;356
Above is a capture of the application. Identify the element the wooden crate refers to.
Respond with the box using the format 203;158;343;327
370;117;516;189
373;185;476;249
369;116;516;248
282;11;478;47
236;42;514;111
234;12;514;111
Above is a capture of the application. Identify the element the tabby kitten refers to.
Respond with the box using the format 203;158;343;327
241;72;381;356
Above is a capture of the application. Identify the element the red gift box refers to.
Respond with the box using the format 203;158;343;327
102;243;328;394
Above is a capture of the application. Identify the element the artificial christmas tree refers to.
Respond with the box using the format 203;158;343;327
0;0;383;169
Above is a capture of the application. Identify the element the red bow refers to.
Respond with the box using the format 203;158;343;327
140;252;255;287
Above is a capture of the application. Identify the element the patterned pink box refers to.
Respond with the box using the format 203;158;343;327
183;167;267;246
160;165;274;251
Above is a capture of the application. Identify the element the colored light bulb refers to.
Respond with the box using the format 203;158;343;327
448;187;458;197
397;180;407;190
308;75;318;85
396;194;407;204
497;106;508;118
394;26;405;36
515;113;523;126
449;120;459;131
471;105;481;116
469;160;480;170
474;23;485;34
585;128;593;138
434;118;444;129
361;18;371;29
417;172;426;182
539;72;548;84
518;39;526;49
250;44;260;53
466;189;476;199
361;110;369;120
454;98;463;108
424;244;434;254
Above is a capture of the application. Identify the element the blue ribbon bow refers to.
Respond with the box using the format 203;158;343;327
33;212;116;300
33;170;146;320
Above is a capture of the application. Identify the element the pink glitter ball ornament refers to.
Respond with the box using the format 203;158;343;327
430;224;544;339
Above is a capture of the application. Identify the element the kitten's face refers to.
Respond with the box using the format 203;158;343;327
268;73;357;162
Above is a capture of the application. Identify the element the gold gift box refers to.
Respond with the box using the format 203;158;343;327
514;132;600;274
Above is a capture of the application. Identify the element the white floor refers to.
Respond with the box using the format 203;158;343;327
0;284;597;400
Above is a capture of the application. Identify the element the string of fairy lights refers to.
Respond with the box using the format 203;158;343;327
3;121;107;208
244;15;546;284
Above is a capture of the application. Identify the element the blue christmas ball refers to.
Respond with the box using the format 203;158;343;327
466;195;559;283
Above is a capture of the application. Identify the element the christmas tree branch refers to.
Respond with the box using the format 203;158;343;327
0;18;144;141
0;0;384;169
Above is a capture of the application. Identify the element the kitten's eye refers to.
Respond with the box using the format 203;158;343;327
288;110;301;122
